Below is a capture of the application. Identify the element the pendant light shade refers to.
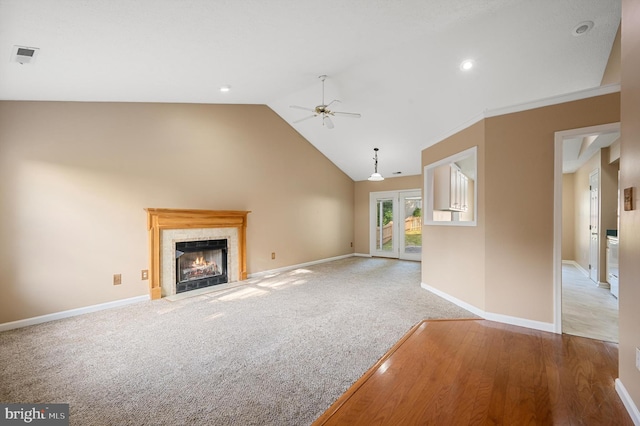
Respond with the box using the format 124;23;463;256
368;172;384;181
368;148;385;181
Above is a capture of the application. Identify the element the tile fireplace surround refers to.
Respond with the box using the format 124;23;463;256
145;209;250;299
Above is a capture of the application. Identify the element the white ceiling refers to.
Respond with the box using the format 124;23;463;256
0;0;621;181
563;131;620;173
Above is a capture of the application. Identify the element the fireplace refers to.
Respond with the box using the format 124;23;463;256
175;239;228;293
145;209;250;299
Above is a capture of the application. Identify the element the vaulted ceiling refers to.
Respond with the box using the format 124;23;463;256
0;0;621;180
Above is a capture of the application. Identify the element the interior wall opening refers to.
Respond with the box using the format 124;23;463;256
554;123;620;342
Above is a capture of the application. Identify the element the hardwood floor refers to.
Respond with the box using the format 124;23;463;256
313;320;632;425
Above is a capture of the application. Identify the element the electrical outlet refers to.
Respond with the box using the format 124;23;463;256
113;274;122;285
141;270;149;280
271;252;276;260
636;347;640;372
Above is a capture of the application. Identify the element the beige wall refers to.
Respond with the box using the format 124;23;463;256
353;175;422;254
483;94;619;322
601;24;621;86
421;120;486;310
619;0;640;411
610;138;621;162
0;102;355;324
561;173;575;261
422;94;620;323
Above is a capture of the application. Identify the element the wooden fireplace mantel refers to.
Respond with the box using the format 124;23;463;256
145;208;250;300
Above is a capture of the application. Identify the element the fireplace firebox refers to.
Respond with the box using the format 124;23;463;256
175;239;228;293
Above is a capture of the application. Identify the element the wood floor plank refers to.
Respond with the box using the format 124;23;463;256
541;333;576;425
468;322;504;425
485;325;512;424
313;319;633;426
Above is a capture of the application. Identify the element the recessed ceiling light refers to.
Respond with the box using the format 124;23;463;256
572;21;594;36
460;59;474;71
220;85;231;93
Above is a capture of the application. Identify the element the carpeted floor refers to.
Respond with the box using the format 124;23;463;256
0;257;477;425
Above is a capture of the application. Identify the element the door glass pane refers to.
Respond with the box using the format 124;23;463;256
376;199;394;252
403;196;422;255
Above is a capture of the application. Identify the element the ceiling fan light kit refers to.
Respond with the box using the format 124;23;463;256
368;148;384;181
290;75;361;129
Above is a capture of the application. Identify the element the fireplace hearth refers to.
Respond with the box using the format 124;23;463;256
175;239;228;293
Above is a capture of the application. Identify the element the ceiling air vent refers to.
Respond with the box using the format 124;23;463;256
11;45;39;64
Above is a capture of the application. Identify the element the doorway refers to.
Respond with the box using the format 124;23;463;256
370;190;422;261
554;123;620;342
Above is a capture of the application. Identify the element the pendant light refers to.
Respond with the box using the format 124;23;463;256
368;148;384;181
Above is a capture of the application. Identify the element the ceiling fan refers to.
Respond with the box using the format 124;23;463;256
290;75;361;129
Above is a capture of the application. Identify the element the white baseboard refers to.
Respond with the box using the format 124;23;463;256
354;253;372;258
563;260;610;288
247;254;355;278
0;295;150;332
482;311;555;333
421;283;485;318
421;283;555;333
563;260;590;277
2;255;357;332
616;379;640;426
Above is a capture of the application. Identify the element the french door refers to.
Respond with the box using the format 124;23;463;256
370;190;422;261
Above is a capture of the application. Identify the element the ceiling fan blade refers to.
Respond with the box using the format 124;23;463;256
323;116;335;129
293;114;317;124
326;99;341;108
332;111;361;118
290;105;315;112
